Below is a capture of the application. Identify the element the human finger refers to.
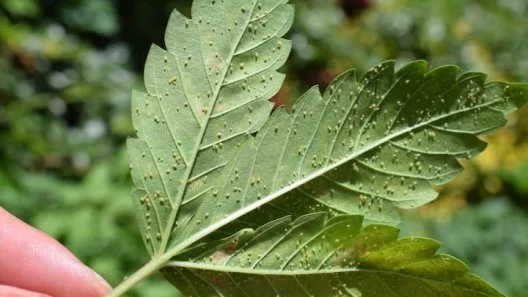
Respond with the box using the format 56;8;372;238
0;284;52;297
0;208;112;297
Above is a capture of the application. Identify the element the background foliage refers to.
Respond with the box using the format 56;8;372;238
0;0;526;296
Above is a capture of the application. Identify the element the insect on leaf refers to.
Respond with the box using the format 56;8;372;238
126;0;527;296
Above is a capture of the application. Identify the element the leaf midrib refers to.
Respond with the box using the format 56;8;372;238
170;261;359;274
165;96;504;258
157;0;259;256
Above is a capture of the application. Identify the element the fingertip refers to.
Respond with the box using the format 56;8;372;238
0;209;112;297
90;271;113;297
59;260;113;297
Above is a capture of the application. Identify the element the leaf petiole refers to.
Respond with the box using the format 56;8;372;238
106;254;173;297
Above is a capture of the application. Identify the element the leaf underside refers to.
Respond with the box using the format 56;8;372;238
165;214;503;297
127;0;527;296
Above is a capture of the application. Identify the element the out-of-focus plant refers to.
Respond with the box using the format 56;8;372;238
290;0;528;81
0;0;135;177
0;0;179;295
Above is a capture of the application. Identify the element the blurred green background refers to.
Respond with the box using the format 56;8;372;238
1;0;527;296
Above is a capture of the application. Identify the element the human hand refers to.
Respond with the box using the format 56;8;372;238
0;207;112;297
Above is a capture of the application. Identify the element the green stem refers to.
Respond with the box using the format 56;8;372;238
106;255;170;297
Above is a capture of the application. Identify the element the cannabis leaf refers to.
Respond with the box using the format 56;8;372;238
165;214;505;297
120;0;528;296
129;0;294;256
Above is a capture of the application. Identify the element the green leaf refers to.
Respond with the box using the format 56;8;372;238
129;0;294;256
165;215;504;297
126;0;527;296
